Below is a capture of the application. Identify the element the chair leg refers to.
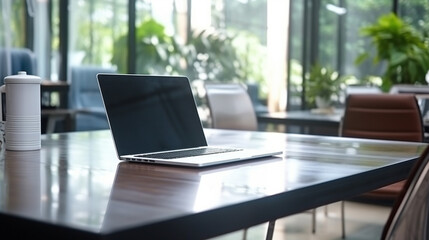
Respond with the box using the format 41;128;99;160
312;208;316;233
242;228;248;240
325;202;346;238
265;209;318;240
266;220;276;240
341;201;346;239
324;204;329;216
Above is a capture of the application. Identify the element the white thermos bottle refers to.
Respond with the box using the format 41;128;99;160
0;71;42;151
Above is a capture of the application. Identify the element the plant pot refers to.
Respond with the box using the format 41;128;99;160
315;96;331;109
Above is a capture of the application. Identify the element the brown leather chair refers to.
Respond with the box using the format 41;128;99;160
341;93;424;143
341;93;424;200
381;145;429;240
267;94;424;240
336;93;425;238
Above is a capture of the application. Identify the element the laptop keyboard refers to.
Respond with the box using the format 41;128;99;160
136;147;242;159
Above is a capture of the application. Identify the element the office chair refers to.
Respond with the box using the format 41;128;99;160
341;93;424;142
389;84;429;95
204;82;258;131
389;84;429;112
339;93;425;238
345;84;382;96
389;84;429;136
246;82;269;115
0;48;37;85
381;145;429;240
206;83;319;239
69;65;116;131
204;82;261;239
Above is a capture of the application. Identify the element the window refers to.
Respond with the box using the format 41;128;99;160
10;0;429;113
288;0;392;110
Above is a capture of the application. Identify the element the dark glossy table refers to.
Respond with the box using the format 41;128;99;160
258;109;343;136
0;129;427;239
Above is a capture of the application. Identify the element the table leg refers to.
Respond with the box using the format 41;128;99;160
265;220;276;240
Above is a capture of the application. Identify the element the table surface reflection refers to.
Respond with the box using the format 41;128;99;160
0;129;427;239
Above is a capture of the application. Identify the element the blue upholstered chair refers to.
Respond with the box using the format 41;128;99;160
68;66;116;131
0;48;37;84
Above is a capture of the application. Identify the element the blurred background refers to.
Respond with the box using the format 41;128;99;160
1;0;428;113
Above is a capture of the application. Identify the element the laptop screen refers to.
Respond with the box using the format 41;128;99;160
97;74;208;157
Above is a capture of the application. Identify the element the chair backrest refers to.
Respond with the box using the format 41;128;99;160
389;84;429;95
389;84;429;119
246;82;268;114
340;94;424;142
68;66;116;131
345;84;382;96
204;83;258;131
381;145;429;240
0;48;37;85
69;66;116;109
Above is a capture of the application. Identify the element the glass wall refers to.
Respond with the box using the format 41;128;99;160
288;0;393;110
68;0;127;71
0;0;28;81
342;1;392;79
398;0;429;33
0;1;27;48
181;0;272;89
287;0;305;110
0;0;284;112
130;0;183;75
189;0;287;111
3;0;429;112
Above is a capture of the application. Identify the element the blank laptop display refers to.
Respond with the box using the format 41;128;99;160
97;73;282;167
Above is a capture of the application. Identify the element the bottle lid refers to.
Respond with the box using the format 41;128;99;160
4;71;42;84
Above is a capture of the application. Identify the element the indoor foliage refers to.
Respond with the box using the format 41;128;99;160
305;63;345;108
111;18;247;84
356;13;429;91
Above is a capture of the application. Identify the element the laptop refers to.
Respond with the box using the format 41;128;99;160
97;73;283;167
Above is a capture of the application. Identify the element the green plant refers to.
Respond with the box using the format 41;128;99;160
111;18;248;84
231;31;268;98
356;13;429;91
111;18;184;75
111;18;270;107
185;29;245;82
306;63;345;108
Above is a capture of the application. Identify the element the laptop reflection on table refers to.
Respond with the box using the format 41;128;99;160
102;157;283;232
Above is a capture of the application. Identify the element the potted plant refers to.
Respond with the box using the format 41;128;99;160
305;63;345;109
111;18;247;84
356;13;429;91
